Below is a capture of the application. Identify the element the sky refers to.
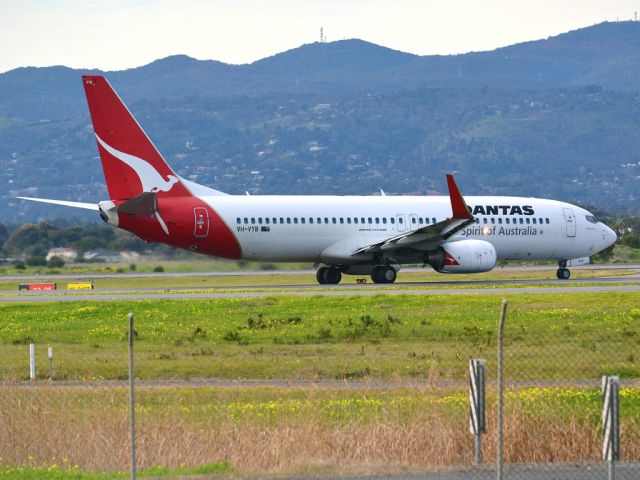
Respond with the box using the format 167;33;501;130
1;0;639;73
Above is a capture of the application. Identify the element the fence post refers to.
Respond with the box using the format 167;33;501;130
469;359;486;464
128;312;137;480
29;343;36;380
602;375;620;480
48;346;54;380
497;299;508;480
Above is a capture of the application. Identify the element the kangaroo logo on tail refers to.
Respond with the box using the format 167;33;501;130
96;134;179;193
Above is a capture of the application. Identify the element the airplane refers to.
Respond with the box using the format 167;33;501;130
19;75;617;284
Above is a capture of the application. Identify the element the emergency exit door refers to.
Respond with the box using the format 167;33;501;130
194;207;210;238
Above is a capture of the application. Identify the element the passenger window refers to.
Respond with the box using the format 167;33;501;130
301;218;305;224
294;218;298;224
498;218;502;224
399;217;404;224
519;218;524;224
347;218;351;224
339;218;344;224
332;218;337;224
483;218;488;224
279;218;284;224
324;218;328;224
390;218;395;224
265;218;270;224
244;218;248;224
317;218;321;224
258;218;262;224
361;217;365;224
526;218;530;224
376;218;380;224
490;218;495;224
411;217;416;224
354;218;358;224
309;218;313;224
505;218;510;224
532;218;536;224
236;217;241;224
287;218;291;224
251;218;256;224
475;218;480;224
368;218;372;224
432;217;436;224
382;218;387;224
546;218;550;224
273;217;277;224
419;218;424;225
425;218;430;224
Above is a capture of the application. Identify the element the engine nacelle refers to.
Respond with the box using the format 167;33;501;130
436;239;497;273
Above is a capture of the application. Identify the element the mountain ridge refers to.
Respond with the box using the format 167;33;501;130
1;21;640;223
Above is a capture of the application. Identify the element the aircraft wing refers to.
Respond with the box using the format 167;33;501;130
353;174;474;255
17;197;99;211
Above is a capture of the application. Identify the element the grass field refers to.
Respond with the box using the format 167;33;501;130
2;385;639;475
0;292;638;381
0;260;310;277
2;284;640;477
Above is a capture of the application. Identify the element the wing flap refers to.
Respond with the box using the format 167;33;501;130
352;174;474;255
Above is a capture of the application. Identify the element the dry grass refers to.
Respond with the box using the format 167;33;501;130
2;386;639;475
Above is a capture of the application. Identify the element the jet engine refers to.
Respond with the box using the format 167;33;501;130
432;239;497;273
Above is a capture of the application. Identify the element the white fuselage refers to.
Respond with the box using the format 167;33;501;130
202;195;616;264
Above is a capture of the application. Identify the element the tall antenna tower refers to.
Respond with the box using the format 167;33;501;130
320;27;324;43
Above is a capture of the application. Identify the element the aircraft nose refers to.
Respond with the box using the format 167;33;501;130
604;226;617;247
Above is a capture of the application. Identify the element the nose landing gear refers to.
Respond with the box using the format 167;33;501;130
556;260;570;280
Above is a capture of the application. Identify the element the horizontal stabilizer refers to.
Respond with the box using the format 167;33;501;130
17;197;99;211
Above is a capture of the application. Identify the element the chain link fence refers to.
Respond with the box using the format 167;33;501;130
1;297;639;479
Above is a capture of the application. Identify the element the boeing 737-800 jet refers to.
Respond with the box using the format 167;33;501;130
19;76;617;284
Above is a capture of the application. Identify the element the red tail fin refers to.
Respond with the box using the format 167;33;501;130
82;75;188;201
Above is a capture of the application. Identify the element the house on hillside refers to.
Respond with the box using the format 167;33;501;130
83;249;121;263
46;248;77;262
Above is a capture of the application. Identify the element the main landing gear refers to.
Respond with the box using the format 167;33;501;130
316;266;342;284
315;265;398;284
371;265;397;284
556;260;571;280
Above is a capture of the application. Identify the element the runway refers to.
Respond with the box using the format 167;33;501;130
2;263;639;281
2;280;640;302
2;265;639;302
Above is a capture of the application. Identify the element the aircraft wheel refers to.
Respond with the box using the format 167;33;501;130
323;266;342;284
316;267;328;284
371;266;384;283
381;265;397;283
556;268;570;280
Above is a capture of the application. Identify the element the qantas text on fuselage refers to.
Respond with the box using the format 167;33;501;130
18;76;617;284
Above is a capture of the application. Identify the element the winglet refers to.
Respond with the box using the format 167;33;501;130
446;174;472;220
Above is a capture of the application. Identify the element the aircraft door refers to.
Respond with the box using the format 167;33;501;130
563;208;576;237
396;214;406;232
194;207;210;238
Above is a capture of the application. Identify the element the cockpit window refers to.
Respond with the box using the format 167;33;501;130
585;215;598;224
